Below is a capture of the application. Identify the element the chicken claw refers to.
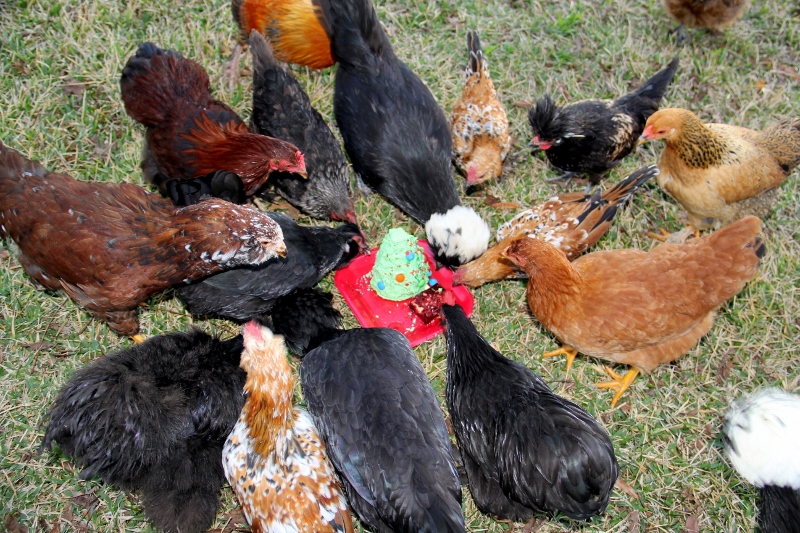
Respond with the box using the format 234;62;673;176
596;366;640;407
543;345;579;376
647;226;699;243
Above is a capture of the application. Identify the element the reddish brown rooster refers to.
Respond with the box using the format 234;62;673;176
121;42;306;197
0;141;286;338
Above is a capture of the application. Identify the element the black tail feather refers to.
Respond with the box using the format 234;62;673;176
630;57;679;103
312;0;392;69
466;30;484;73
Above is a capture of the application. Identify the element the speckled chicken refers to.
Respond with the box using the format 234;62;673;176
269;289;466;532
223;321;353;533
42;329;246;533
640;108;800;242
441;304;618;525
176;211;365;322
664;0;752;44
450;31;510;188
121;42;306;197
528;58;679;186
723;388;800;533
453;165;657;287
249;30;355;223
504;215;765;407
0;141;285;338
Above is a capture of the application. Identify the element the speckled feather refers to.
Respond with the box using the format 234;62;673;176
442;304;618;521
249;31;355;222
450;31;510;186
507;216;764;373
646;109;800;230
0;142;285;336
528;58;678;184
300;328;466;532
223;322;352;533
452;165;657;288
176;212;363;321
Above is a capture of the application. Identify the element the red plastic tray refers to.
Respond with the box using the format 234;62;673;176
334;240;474;347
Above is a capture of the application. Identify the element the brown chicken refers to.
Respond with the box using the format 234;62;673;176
663;0;752;44
450;31;510;188
0;141;286;338
121;42;306;197
227;0;334;88
453;165;657;287
641;108;800;242
504;215;764;407
223;321;353;533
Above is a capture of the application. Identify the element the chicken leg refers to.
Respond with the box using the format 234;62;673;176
596;366;640;407
543;345;579;377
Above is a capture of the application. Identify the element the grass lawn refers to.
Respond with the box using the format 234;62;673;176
1;0;798;531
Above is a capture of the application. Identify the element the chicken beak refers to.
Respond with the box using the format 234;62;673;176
638;125;652;145
276;243;287;258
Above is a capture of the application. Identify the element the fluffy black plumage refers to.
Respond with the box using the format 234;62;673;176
249;30;356;224
166;170;247;206
41;329;246;533
175;211;365;321
528;58;679;185
270;291;465;531
313;0;489;267
263;287;343;356
441;304;619;522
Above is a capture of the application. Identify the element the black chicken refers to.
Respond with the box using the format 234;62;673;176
528;58;679;186
723;388;800;533
441;304;618;524
166;169;247;206
41;329;246;533
249;30;356;224
313;0;490;267
175;211;365;321
270;288;466;532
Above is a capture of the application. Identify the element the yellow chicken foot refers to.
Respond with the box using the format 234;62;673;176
646;228;671;242
542;345;579;377
596;366;640;407
130;334;147;344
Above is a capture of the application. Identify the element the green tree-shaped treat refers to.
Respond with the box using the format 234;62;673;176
370;228;432;301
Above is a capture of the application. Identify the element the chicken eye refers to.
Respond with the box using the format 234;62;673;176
553;138;563;146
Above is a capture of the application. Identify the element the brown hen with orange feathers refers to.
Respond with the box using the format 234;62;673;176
504;215;764;407
663;0;751;44
0;142;286;338
450;31;510;187
121;42;306;197
453;165;657;287
231;0;333;71
641;108;800;241
223;322;353;533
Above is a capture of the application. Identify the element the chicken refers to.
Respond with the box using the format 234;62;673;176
450;30;511;188
176;211;365;322
504;215;764;407
664;0;752;45
121;42;306;198
453;164;657;287
41;329;246;533
222;321;353;533
232;0;333;70
0;141;285;338
314;0;490;267
250;30;355;223
640;108;800;242
723;388;800;533
528;57;679;186
166;170;247;207
269;288;466;531
441;304;618;525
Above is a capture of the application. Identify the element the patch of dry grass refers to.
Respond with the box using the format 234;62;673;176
1;0;799;531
